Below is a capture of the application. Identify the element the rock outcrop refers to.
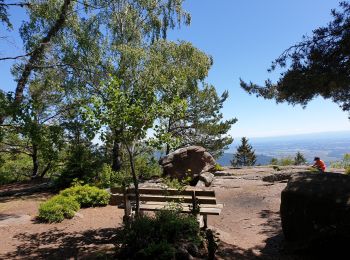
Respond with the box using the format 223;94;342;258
159;146;216;186
280;173;350;245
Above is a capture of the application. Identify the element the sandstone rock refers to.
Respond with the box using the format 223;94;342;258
195;180;207;187
159;146;216;182
280;173;350;244
199;172;215;187
262;172;293;183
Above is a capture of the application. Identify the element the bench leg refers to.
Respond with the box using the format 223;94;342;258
197;214;204;228
203;214;208;229
123;194;132;223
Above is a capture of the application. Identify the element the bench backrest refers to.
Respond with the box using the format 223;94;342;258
110;187;217;205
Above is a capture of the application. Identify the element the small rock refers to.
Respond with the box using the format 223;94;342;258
198;172;215;187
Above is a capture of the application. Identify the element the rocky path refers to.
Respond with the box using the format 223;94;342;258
209;168;287;259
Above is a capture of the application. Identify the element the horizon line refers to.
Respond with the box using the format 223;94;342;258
233;129;350;140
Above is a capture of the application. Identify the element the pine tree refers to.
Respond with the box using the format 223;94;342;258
231;137;256;167
241;2;350;113
294;152;306;165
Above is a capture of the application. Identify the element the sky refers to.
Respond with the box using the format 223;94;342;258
1;1;350;139
167;0;350;138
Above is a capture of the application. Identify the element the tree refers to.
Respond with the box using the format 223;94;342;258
240;2;350;114
87;73;185;216
144;39;236;157
231;137;256;167
1;0;192;175
163;83;237;158
294;152;307;165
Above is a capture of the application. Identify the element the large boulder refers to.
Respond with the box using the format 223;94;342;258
280;173;350;245
159;146;216;185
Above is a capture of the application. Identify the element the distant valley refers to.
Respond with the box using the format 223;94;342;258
218;131;350;166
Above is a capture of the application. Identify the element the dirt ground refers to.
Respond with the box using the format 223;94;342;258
0;166;341;259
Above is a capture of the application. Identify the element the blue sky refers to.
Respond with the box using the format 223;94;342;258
167;0;350;138
1;1;350;139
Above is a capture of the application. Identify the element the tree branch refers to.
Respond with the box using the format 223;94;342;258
14;0;72;105
0;2;31;7
0;52;32;61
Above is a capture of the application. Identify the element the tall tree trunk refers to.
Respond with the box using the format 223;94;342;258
165;118;172;155
112;136;122;172
14;0;72;105
165;143;170;155
31;143;39;178
126;144;140;217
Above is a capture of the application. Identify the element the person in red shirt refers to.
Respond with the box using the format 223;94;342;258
312;157;326;173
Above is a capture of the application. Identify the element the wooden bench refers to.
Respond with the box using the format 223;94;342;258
110;187;223;228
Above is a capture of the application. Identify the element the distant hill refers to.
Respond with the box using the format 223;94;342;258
217;153;273;166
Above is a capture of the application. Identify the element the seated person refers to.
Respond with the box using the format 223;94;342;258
312;157;326;173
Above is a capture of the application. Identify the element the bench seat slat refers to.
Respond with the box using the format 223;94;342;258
141;201;224;209
110;187;216;197
139;204;222;215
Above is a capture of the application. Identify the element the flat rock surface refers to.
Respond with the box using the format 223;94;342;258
0;166;345;259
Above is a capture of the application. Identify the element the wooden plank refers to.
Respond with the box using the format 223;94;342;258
126;194;217;204
110;187;124;194
139;204;221;215
125;187;215;197
141;202;223;209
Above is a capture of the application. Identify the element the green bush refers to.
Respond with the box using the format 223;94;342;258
279;157;295;166
55;144;104;188
134;153;162;180
214;163;224;171
135;241;175;260
0;153;32;185
272;165;281;171
38;195;80;223
97;163;114;188
270;158;279;165
330;154;350;169
59;184;110;207
118;210;201;259
345;166;350;175
270;157;295;166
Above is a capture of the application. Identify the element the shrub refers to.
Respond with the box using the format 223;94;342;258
134;153;162;180
55;144;104;188
0;153;32;185
270;157;295;166
345;166;350;175
59;184;110;207
38;195;80;223
118;210;201;259
270;158;279;165
330;154;350;169
279;157;295;166
272;165;281;171
307;166;319;173
97;163;115;188
214;163;224;171
135;241;175;260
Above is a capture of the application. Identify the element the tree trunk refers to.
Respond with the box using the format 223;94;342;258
112;137;122;172
39;162;51;178
165;143;170;155
126;144;140;217
165;118;172;155
31;143;39;178
14;0;72;105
